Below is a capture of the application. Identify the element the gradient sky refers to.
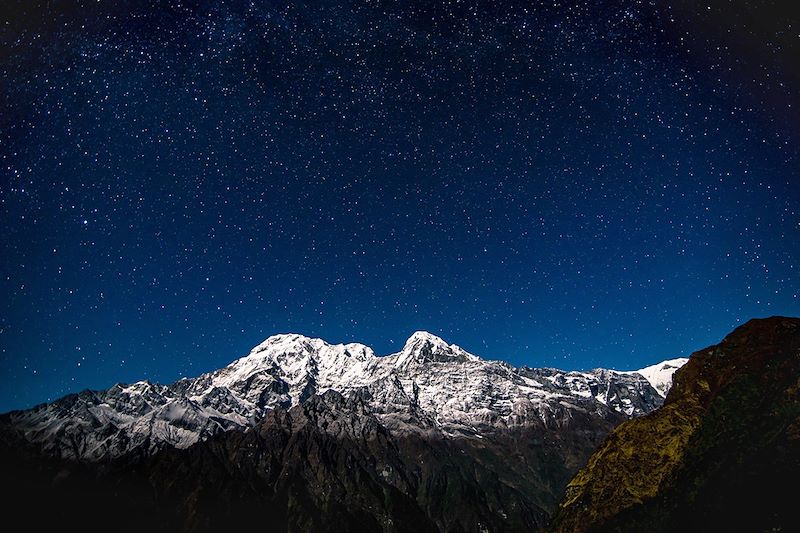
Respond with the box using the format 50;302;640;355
1;0;798;412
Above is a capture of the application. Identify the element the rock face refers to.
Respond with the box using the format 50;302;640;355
0;331;683;532
551;316;800;533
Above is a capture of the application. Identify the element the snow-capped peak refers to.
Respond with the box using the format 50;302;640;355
248;332;321;355
396;331;475;367
616;357;689;398
403;330;450;350
213;334;376;395
634;357;689;397
247;333;375;361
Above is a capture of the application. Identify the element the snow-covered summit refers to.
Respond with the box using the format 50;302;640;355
2;331;683;461
395;330;478;367
629;357;689;397
218;332;376;393
403;330;451;351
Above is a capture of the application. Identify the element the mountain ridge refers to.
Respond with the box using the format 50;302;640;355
2;330;680;463
0;328;710;532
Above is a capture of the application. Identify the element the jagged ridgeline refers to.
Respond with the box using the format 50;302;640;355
551;316;800;533
0;331;680;532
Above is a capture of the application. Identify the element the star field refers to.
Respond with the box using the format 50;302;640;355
1;0;798;411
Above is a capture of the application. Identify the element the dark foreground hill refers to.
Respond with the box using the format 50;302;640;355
551;316;800;532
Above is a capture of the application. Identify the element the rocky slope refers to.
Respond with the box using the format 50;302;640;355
550;316;800;532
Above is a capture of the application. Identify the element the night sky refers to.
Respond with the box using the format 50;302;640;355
1;1;798;412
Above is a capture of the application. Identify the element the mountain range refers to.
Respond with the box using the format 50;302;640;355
2;331;682;462
7;319;799;531
0;330;683;531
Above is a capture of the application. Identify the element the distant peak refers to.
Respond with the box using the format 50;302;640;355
633;357;690;398
655;358;689;369
264;333;313;343
397;331;475;366
635;357;690;374
244;333;375;367
404;330;450;348
249;333;324;355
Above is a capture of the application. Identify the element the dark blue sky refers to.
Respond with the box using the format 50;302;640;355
1;0;798;412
